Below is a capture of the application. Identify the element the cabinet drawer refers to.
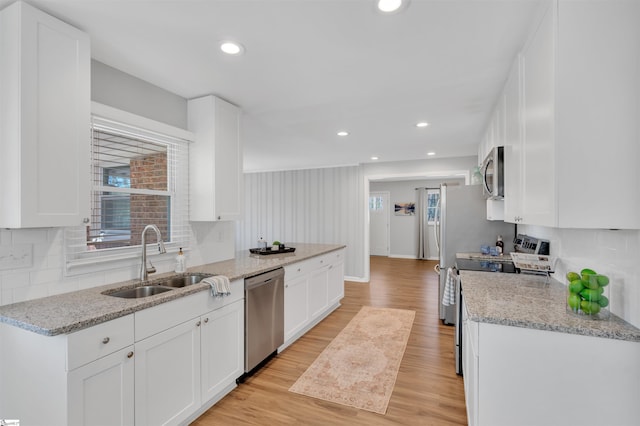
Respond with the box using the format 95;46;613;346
284;259;312;281
135;291;207;341
67;314;134;371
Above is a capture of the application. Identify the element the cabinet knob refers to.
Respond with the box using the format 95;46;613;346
217;215;221;220
82;217;90;224
285;284;289;288
196;320;201;327
297;268;301;272
102;337;110;344
204;317;209;323
127;351;134;359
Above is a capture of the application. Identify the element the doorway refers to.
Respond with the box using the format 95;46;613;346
369;191;390;256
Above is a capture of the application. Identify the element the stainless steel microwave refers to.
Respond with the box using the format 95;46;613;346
481;146;504;199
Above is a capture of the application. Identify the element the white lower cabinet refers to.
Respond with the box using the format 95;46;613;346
68;346;135;426
462;317;640;426
200;299;244;403
327;258;345;307
283;274;309;343
134;318;201;426
134;280;244;426
308;266;329;320
281;248;345;351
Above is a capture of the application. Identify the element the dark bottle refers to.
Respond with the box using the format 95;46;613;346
496;235;504;255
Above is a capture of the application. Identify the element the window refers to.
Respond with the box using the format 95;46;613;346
89;128;172;249
65;105;191;268
369;195;384;211
427;190;440;223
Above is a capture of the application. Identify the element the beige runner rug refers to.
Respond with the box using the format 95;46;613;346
289;306;415;414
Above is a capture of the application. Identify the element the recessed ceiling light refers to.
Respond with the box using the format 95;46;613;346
337;131;349;136
371;156;379;160
220;41;244;55
427;152;436;156
416;122;429;128
377;0;404;13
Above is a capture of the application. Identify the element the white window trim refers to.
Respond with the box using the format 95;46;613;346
64;102;195;274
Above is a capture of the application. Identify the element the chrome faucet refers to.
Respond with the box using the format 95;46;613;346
140;224;167;281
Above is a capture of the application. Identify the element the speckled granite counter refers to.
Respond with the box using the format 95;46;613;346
460;270;640;342
0;243;345;336
456;252;514;262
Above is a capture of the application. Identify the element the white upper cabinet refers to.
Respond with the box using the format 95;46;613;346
504;0;640;229
188;95;243;221
0;1;91;228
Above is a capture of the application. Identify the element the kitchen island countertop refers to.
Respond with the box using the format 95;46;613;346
460;270;640;342
0;243;345;336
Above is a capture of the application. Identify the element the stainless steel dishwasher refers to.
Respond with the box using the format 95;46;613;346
244;267;284;374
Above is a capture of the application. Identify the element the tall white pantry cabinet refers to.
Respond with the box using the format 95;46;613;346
0;1;91;228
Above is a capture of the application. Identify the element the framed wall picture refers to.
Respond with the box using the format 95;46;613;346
394;202;415;216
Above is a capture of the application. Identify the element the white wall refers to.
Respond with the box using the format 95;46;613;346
238;166;364;280
520;225;640;328
91;60;188;129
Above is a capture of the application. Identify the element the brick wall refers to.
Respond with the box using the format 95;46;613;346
130;152;168;245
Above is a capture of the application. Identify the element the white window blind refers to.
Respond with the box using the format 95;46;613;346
65;114;190;267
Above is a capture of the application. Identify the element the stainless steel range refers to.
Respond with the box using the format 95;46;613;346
454;257;517;376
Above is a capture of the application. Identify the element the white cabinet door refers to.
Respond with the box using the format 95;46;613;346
503;56;523;224
308;266;329;320
188;95;243;221
201;299;244;403
283;274;309;342
0;1;90;228
521;1;556;227
68;346;135;426
327;260;344;307
135;318;201;426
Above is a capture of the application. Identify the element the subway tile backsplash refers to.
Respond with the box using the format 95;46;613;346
520;225;640;328
0;221;235;306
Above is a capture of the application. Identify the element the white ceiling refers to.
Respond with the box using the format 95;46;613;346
3;0;541;172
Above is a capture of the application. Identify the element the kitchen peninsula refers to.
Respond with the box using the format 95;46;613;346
460;270;640;426
0;243;345;426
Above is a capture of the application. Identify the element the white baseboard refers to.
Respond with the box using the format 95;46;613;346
388;254;418;259
344;275;367;282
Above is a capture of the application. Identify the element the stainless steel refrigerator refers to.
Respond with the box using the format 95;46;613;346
435;184;513;325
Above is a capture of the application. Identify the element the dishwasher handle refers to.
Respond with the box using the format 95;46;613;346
244;267;284;290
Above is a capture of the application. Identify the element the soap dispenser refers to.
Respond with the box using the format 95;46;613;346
175;247;186;273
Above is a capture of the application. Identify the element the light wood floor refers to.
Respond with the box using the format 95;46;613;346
192;256;468;426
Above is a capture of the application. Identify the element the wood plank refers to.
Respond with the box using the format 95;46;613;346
192;257;468;425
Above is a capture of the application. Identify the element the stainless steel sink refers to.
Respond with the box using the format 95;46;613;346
107;285;173;299
154;273;212;288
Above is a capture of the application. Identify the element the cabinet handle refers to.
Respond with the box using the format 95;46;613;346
102;337;110;344
196;320;201;327
127;351;134;359
204;318;209;323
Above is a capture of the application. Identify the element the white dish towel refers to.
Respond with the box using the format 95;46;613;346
202;275;231;298
442;267;458;306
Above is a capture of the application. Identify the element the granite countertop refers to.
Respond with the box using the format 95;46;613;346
456;252;514;262
0;243;345;337
460;270;640;342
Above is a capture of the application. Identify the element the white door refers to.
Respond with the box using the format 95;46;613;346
369;191;389;256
